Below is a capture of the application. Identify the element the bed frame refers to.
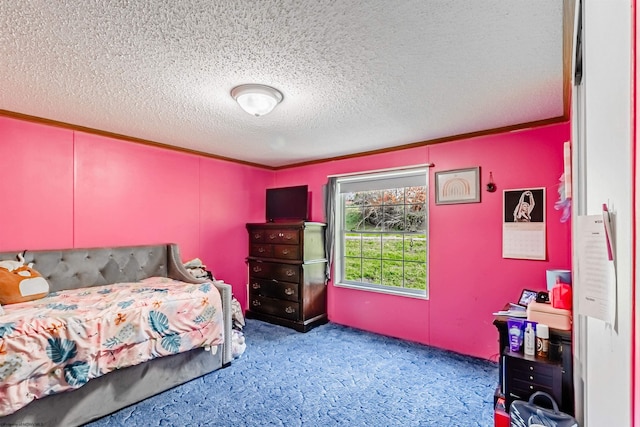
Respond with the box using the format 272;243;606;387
0;243;232;427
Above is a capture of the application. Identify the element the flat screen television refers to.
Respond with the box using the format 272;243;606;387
266;185;309;222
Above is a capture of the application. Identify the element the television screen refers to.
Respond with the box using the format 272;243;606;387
266;185;309;222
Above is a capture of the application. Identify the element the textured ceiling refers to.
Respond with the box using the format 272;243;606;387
0;1;564;168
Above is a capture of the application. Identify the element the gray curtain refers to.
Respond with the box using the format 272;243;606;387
323;177;338;281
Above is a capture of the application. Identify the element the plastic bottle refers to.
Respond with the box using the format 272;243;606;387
536;324;549;359
524;322;536;356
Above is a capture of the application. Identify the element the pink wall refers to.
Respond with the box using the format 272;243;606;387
0;116;273;308
0;114;570;360
275;122;572;359
0;117;74;249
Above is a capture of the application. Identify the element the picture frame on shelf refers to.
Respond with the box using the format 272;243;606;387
435;167;481;205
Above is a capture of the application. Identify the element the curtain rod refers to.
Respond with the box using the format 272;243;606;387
327;163;434;179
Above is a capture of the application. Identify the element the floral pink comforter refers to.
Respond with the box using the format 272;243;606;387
0;277;224;417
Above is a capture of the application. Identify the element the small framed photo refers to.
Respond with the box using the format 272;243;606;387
435;167;481;205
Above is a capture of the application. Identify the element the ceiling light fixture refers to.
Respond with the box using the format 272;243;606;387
231;84;283;117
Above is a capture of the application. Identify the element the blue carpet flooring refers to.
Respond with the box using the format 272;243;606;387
87;320;498;426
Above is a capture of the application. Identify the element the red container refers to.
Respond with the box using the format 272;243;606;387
494;395;509;427
551;283;572;310
494;408;510;427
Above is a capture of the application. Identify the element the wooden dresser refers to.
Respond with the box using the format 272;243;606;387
246;221;327;332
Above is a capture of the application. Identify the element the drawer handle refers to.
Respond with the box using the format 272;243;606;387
252;300;261;307
529;375;534;380
254;233;261;239
285;269;295;277
284;288;294;295
285;306;295;314
279;233;284;237
258;247;266;253
284;234;293;240
282;249;290;255
252;283;261;289
269;233;277;240
253;266;262;273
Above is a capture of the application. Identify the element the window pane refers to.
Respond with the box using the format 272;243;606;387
381;260;403;287
350;190;382;230
344;207;362;231
404;234;427;262
382;234;403;260
404;261;426;290
344;233;361;257
383;187;404;204
405;186;426;204
406;203;426;231
362;259;381;284
362;205;383;230
360;190;382;206
362;233;381;258
344;257;362;282
382;205;405;231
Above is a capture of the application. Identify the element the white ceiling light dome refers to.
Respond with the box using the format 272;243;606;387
231;84;283;117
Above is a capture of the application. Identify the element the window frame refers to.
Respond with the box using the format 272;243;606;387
333;167;429;299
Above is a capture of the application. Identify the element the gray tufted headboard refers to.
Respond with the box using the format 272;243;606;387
0;244;174;292
0;243;232;364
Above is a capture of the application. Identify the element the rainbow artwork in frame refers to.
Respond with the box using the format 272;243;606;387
435;167;480;205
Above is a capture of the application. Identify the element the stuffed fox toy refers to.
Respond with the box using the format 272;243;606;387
0;253;49;305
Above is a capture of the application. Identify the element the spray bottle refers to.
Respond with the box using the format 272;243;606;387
523;321;536;356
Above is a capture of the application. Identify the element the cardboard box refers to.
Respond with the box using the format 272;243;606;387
526;301;572;330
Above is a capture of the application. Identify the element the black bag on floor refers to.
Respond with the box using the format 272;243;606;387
509;391;578;427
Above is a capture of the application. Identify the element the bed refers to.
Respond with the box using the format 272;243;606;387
0;243;232;427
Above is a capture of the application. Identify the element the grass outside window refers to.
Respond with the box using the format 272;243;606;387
343;232;427;290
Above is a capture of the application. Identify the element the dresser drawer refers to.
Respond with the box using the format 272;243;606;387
272;244;300;260
248;260;271;279
271;263;300;282
248;261;301;282
504;354;563;410
510;380;557;402
249;229;265;243
249;244;273;258
264;229;300;244
249;277;300;302
249;295;300;320
507;357;557;378
249;244;300;260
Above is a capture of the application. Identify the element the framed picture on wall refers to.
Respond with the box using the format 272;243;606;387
435;167;480;205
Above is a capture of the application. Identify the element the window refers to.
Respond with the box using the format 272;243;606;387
334;167;428;298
